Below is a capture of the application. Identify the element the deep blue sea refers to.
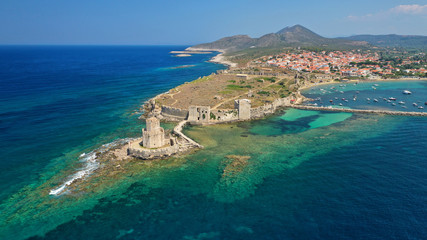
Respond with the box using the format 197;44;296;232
0;46;426;240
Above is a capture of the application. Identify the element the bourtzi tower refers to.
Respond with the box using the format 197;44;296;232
142;117;165;148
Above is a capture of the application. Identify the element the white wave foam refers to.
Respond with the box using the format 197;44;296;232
49;138;133;196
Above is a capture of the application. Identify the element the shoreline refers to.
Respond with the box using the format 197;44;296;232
186;47;238;68
49;47;426;196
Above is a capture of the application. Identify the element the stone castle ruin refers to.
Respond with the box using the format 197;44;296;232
188;106;210;123
128;115;202;160
142;117;166;148
234;99;251;120
187;99;252;124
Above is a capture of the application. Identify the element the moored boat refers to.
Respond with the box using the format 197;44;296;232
403;90;412;95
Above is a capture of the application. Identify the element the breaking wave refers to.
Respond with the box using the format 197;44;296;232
49;138;132;196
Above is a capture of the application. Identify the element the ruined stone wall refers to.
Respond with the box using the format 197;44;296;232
161;106;188;120
235;99;251;120
210;109;238;122
250;97;291;119
188;106;210;123
251;104;275;118
128;144;180;160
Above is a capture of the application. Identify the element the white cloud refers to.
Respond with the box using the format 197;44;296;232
390;4;427;14
348;4;427;21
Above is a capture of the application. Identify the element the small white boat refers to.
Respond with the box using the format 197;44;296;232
339;103;343;106
366;98;371;101
392;103;396;106
413;103;418;107
418;106;424;109
389;97;396;101
374;99;378;102
398;101;405;105
403;90;412;95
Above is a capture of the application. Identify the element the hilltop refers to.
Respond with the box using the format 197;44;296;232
191;25;370;53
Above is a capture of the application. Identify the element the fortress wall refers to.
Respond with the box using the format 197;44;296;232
128;144;180;160
251;104;275;118
161;106;188;120
210;109;238;122
250;97;291;119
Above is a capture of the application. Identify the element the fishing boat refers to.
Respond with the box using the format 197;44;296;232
402;90;412;95
389;97;396;101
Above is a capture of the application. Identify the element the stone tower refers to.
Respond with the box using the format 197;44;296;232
234;99;251;120
142;117;165;148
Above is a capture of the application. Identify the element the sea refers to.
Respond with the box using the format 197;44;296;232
0;46;426;240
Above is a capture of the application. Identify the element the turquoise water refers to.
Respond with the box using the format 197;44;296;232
1;47;427;239
303;80;427;111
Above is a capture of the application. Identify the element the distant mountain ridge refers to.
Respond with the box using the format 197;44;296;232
191;25;369;52
190;25;427;52
340;34;427;50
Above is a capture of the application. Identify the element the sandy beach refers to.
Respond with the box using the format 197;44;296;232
186;47;237;68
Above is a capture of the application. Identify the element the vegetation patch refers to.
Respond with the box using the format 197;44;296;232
226;84;252;90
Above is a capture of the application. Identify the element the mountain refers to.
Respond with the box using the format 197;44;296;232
340;34;427;50
190;25;370;52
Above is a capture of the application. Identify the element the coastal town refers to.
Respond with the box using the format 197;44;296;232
257;50;427;78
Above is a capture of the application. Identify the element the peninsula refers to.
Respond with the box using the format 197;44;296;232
50;25;427;196
130;25;427;160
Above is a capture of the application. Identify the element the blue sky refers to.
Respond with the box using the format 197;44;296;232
0;0;426;45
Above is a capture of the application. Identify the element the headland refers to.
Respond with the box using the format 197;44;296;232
50;42;427;196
